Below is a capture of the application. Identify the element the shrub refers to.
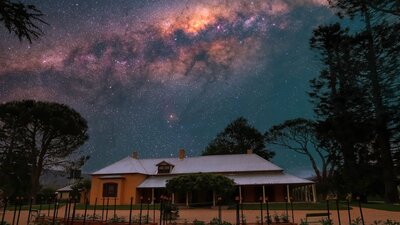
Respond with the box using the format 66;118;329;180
209;218;232;225
300;219;309;225
281;214;289;223
273;213;281;223
109;215;126;223
242;215;247;225
319;218;333;225
193;219;206;225
210;218;221;225
265;215;272;224
371;220;382;225
256;216;261;224
221;221;233;225
383;220;400;225
351;218;362;225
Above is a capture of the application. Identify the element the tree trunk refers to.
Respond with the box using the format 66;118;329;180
362;2;398;203
29;166;41;203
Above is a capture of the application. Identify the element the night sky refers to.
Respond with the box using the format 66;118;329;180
0;0;335;176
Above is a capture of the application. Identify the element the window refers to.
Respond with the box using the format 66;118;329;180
158;165;172;173
103;183;118;197
157;161;174;174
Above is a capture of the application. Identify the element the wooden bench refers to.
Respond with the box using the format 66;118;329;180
305;213;330;223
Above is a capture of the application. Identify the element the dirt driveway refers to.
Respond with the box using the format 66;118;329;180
2;208;399;224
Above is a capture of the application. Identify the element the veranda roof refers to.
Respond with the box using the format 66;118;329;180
225;173;313;185
137;172;313;188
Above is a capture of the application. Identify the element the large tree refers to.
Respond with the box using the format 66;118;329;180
328;0;400;203
0;0;46;42
308;23;380;199
0;100;89;199
265;118;338;197
202;117;274;160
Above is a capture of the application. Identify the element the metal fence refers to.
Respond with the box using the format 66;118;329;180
0;196;367;225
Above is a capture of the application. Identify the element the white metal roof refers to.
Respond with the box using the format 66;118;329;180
57;185;73;192
137;172;313;188
92;157;148;175
225;173;314;185
137;175;175;188
92;154;283;175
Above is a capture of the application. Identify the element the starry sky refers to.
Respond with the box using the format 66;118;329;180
0;0;335;176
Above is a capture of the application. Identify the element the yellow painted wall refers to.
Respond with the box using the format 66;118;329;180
89;174;147;205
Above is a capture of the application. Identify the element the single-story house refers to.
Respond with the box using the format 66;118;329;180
89;149;315;206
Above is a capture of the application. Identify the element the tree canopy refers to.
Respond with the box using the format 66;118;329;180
166;173;235;196
265;119;337;189
202;117;274;160
0;0;47;42
0;100;89;198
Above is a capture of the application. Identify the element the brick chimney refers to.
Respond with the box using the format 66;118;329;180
247;149;253;154
178;149;186;160
131;151;139;159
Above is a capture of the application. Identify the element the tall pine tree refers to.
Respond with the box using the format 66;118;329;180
328;0;400;203
309;23;375;199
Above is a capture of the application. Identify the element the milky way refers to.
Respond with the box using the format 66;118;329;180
0;0;332;175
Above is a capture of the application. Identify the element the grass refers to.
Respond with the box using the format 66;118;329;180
227;202;349;210
5;202;400;212
6;204;61;211
5;203;160;211
74;204;160;210
351;202;400;212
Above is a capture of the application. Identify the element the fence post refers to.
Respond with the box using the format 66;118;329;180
52;195;58;225
70;197;77;225
357;196;365;225
326;198;330;220
16;197;23;225
284;196;288;219
235;196;240;225
93;197;98;221
105;198;109;222
147;197;150;224
259;197;263;225
153;197;156;225
346;194;352;225
83;197;89;225
27;197;33;225
335;197;341;225
140;196;143;225
266;197;270;225
101;198;105;221
290;197;294;224
1;197;8;225
240;199;244;225
47;197;52;217
38;197;43;216
159;195;163;225
114;198;117;219
66;196;73;225
12;197;18;225
129;197;133;225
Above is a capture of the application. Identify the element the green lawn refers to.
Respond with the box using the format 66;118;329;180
74;204;160;210
351;202;400;212
227;202;349;210
6;204;61;211
5;202;400;212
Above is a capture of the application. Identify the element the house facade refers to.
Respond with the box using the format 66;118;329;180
89;149;315;205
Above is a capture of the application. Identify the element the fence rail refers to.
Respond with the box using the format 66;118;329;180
0;196;371;225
